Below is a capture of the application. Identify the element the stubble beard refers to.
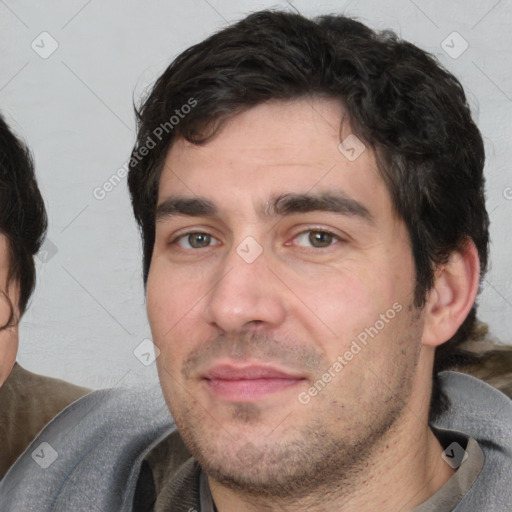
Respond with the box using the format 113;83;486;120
169;374;414;504
165;321;421;504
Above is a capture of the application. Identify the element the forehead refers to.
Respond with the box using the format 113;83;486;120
158;98;390;217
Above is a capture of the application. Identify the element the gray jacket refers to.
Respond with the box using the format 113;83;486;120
0;371;511;511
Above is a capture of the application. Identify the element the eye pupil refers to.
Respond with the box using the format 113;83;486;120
189;233;210;248
309;231;333;247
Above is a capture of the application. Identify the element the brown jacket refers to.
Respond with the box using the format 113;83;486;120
0;362;90;478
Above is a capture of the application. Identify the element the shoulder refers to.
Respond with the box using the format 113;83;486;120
8;363;91;411
434;371;512;510
0;363;91;479
436;370;512;435
0;385;176;512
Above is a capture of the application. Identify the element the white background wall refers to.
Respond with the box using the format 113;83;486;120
0;0;510;389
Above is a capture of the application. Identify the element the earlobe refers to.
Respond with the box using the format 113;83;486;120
422;239;480;348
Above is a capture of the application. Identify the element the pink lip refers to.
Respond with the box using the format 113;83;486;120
202;362;305;401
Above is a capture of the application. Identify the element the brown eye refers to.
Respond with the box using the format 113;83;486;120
189;233;211;248
176;233;216;249
309;231;334;247
294;230;338;248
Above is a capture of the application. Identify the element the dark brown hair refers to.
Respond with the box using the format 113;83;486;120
0;113;47;327
127;11;489;419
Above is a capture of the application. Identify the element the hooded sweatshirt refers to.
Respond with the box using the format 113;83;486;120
0;371;510;511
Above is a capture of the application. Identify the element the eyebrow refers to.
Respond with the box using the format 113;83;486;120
155;192;373;224
156;197;216;221
267;192;373;223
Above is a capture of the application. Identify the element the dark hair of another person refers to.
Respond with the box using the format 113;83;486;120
127;10;489;420
0;113;47;328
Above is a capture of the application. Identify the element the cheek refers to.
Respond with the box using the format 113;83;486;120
147;257;188;319
290;260;399;334
0;290;18;385
146;260;206;360
0;330;17;386
286;256;415;371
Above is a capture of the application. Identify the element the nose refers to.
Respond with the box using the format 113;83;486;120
203;245;287;333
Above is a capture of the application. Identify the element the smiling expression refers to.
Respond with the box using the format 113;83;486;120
146;97;425;495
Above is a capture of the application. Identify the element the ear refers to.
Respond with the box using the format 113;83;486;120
422;238;480;348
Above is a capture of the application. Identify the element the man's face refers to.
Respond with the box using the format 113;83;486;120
147;98;427;496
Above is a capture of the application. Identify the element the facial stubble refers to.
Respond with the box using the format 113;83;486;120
161;323;422;503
